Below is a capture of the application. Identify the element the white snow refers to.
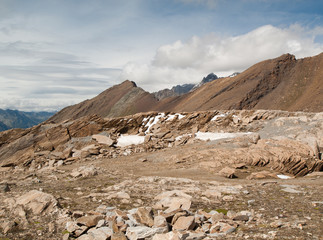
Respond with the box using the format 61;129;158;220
177;113;186;120
144;113;165;133
195;131;252;141
166;113;186;121
277;174;292;179
116;135;145;147
211;113;227;121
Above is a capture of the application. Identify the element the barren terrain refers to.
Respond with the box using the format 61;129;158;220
0;110;322;239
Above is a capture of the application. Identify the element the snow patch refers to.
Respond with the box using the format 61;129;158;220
166;113;186;121
211;113;227;121
195;131;252;141
144;113;165;133
116;135;145;147
277;174;292;179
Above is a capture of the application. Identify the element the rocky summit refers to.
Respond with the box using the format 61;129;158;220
0;109;322;239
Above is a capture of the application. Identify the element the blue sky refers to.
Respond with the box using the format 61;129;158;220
0;0;323;111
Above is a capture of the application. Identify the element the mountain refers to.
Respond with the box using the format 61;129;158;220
0;109;54;131
49;53;323;124
153;84;195;100
48;80;158;123
155;53;323;113
153;73;219;100
190;73;218;92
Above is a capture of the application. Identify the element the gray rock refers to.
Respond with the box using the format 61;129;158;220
87;227;113;240
126;226;165;240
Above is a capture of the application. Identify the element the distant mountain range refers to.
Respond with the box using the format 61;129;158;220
153;73;220;100
48;52;323;123
0;109;55;131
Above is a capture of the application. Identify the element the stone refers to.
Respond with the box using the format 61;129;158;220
210;212;226;223
111;232;128;240
185;232;206;240
233;215;249;222
66;221;79;233
77;215;104;227
152;231;183;240
73;210;84;218
203;189;222;199
126;226;165;240
160;209;183;223
172;216;195;231
92;134;115;146
2;221;17;234
247;171;277;180
154;191;192;212
70;166;98;178
96;219;106;228
211;222;236;234
219;167;237;178
154;215;168;228
62;233;70;240
15;190;59;215
270;220;284;228
171;211;187;225
87;227;113;240
118;191;131;199
133;207;154;227
280;185;302;194
74;226;88;237
76;234;94;240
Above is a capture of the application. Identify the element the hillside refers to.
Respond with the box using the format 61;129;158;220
155;53;323;112
0;109;54;131
48;80;158;123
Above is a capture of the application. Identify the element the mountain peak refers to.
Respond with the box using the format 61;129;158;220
120;80;137;88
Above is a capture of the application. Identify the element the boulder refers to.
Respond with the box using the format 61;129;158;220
87;227;113;240
132;207;154;227
219;167;237;178
15;190;59;215
92;134;115;146
77;215;104;227
172;216;195;231
126;226;165;240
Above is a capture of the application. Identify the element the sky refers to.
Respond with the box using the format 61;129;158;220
0;0;323;112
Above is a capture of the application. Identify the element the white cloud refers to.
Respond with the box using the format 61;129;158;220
120;24;323;92
177;0;219;8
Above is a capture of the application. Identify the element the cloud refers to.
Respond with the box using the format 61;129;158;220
177;0;219;8
120;24;323;92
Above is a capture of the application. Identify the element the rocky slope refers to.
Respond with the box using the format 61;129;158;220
0;109;54;131
155;53;323;113
48;81;159;123
0;109;322;239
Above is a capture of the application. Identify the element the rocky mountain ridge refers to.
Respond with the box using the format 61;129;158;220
49;53;323;124
153;84;195;101
153;72;219;100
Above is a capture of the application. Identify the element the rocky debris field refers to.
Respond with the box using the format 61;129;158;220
0;110;322;239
